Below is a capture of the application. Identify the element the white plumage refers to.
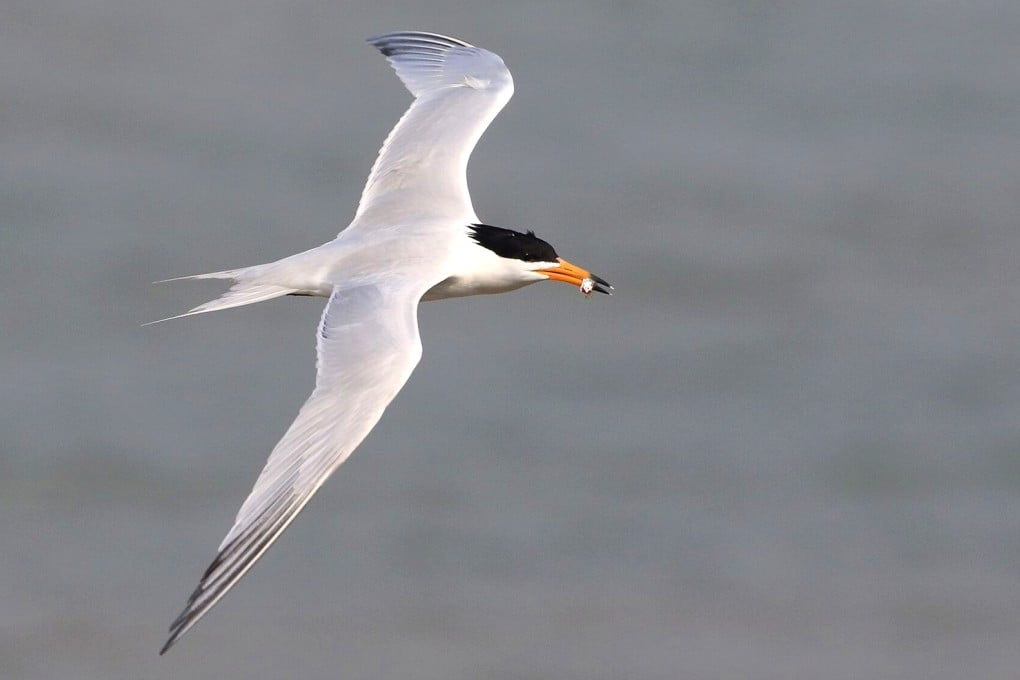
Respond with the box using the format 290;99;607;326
158;31;609;654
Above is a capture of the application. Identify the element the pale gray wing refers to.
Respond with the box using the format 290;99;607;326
162;281;430;653
346;31;514;230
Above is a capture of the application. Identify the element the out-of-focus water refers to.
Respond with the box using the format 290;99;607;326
2;2;1018;678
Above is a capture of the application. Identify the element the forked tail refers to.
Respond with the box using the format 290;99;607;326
145;267;296;325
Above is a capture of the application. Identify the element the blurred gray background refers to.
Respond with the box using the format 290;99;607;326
2;2;1018;678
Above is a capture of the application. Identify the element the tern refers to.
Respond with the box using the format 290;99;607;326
157;31;610;654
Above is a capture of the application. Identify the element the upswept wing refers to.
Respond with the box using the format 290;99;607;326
162;280;431;653
348;31;514;229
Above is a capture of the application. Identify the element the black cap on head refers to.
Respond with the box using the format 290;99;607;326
468;224;558;263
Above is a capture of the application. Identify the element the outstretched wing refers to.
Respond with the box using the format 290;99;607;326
162;280;430;653
348;31;514;230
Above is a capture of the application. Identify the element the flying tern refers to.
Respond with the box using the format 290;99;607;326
157;31;610;654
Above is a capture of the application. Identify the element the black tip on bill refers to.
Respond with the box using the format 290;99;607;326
590;274;613;295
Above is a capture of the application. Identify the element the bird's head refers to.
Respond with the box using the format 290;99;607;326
468;224;612;295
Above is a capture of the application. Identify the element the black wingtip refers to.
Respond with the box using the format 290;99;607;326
159;603;193;655
366;31;472;54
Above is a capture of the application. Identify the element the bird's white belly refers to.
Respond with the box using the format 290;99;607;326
422;275;534;301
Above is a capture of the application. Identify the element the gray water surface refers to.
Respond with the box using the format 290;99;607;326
2;3;1019;679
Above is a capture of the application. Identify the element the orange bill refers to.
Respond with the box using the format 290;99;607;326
538;258;612;294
